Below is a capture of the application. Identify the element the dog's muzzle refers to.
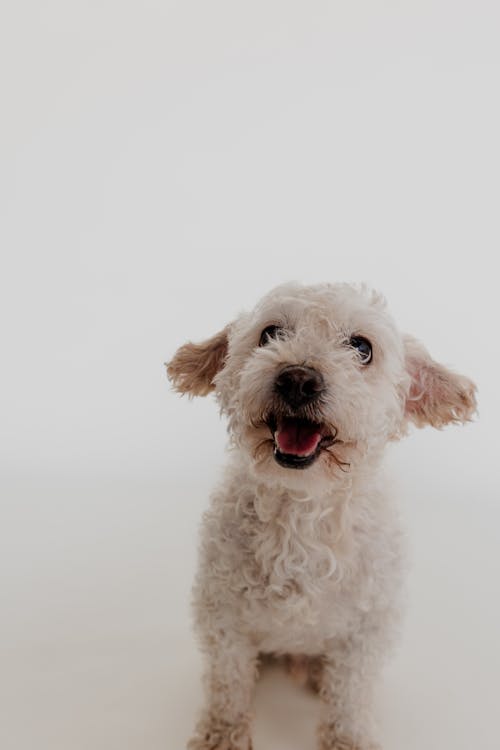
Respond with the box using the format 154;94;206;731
268;366;334;469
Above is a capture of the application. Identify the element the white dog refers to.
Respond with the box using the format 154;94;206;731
167;282;476;750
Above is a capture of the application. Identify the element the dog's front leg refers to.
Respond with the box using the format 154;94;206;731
317;631;385;750
187;636;258;750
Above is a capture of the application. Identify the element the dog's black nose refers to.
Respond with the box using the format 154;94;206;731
275;365;325;408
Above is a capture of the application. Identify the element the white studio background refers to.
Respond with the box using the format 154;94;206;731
0;2;499;749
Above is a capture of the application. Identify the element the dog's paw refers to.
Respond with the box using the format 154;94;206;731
187;718;252;750
188;741;251;750
317;723;380;750
187;737;252;750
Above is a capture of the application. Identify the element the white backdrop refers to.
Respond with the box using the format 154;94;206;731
1;2;499;749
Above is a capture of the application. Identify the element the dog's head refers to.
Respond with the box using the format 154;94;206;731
167;283;476;489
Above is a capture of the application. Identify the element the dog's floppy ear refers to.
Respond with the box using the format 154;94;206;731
403;335;477;428
166;326;229;397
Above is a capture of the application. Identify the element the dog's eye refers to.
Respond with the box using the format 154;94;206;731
259;325;284;347
349;336;373;365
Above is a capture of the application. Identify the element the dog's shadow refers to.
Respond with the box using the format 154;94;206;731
252;664;320;750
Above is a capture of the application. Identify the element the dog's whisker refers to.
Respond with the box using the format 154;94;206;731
253;437;274;463
326;449;351;473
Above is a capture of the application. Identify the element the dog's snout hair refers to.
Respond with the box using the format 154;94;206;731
274;365;325;409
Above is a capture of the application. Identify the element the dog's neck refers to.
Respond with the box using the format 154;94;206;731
228;449;386;523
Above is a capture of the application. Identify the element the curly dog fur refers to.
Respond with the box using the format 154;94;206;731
167;282;476;750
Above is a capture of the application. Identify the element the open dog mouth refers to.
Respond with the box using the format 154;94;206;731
267;416;335;469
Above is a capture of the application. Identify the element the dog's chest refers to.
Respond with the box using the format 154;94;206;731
252;500;341;593
236;494;366;650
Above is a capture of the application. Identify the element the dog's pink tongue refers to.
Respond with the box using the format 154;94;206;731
276;418;322;456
